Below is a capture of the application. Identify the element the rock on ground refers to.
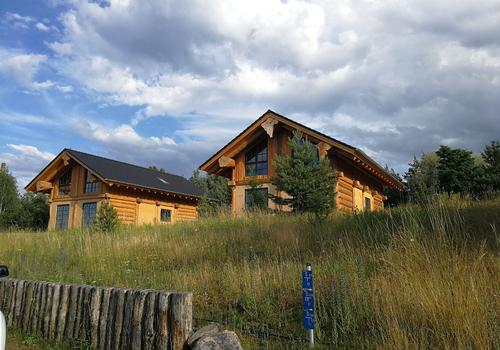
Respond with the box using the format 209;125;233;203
190;330;243;350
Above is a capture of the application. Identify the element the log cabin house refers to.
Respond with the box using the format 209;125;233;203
25;149;202;230
200;110;402;214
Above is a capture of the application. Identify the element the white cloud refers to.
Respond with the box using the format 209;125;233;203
0;49;53;90
0;145;56;189
35;22;51;32
2;0;499;176
2;12;34;30
72;119;214;176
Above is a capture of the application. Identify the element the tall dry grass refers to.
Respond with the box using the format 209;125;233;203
0;196;499;349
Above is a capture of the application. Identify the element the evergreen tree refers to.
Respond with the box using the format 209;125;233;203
404;153;439;203
436;145;475;195
271;131;336;219
190;170;231;216
94;201;119;233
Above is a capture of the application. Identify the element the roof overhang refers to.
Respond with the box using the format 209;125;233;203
199;109;403;191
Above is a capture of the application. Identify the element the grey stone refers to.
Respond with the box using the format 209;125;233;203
191;330;242;350
187;323;220;348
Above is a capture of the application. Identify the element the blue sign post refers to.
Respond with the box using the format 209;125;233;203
302;263;314;347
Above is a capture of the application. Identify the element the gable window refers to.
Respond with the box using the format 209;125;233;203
365;197;372;211
245;139;268;176
82;202;97;227
245;188;268;209
84;170;99;193
160;208;172;222
55;204;70;229
58;168;72;196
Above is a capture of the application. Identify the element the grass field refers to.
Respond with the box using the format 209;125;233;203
1;196;499;349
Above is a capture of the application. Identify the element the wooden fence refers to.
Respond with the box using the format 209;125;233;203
0;278;192;350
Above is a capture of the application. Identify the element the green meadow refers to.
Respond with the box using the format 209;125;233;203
1;196;499;349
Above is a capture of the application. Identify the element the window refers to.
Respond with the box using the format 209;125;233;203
58;168;72;196
365;197;371;211
55;204;70;229
84;170;99;193
82;202;97;227
160;209;172;222
245;140;268;176
245;188;268;209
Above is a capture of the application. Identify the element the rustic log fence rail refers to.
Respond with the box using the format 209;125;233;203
0;278;192;350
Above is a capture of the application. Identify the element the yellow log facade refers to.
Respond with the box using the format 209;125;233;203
26;150;200;230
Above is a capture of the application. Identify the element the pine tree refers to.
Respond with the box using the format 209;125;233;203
271;131;336;219
94;201;119;233
404;153;439;203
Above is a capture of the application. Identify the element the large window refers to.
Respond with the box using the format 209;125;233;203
245;188;268;209
365;197;371;211
58;168;72;196
160;208;172;222
84;170;99;193
55;204;70;229
82;202;97;227
245;140;268;176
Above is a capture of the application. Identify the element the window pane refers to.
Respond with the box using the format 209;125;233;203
84;170;99;193
59;168;72;196
245;188;268;209
161;209;171;222
82;202;97;227
365;197;371;211
245;139;268;176
56;204;70;229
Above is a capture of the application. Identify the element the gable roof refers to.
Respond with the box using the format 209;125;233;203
200;109;403;190
26;149;203;198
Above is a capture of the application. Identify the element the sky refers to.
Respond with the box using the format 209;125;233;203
0;0;499;188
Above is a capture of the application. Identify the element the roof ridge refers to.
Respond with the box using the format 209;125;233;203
66;148;187;180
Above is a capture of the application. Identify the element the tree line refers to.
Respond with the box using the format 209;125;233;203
0;163;49;230
385;141;500;205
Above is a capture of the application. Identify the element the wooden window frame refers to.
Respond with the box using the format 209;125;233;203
160;208;172;223
245;139;268;176
82;202;97;227
365;197;372;211
84;170;99;193
58;168;72;197
55;204;70;229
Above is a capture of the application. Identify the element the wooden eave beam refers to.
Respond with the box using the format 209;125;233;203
36;180;53;192
218;156;235;168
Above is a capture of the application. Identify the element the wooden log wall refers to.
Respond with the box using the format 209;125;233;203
0;278;192;350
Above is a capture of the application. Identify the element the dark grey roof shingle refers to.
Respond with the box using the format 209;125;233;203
66;149;203;198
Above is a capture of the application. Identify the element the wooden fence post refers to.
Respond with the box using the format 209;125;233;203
168;292;192;350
